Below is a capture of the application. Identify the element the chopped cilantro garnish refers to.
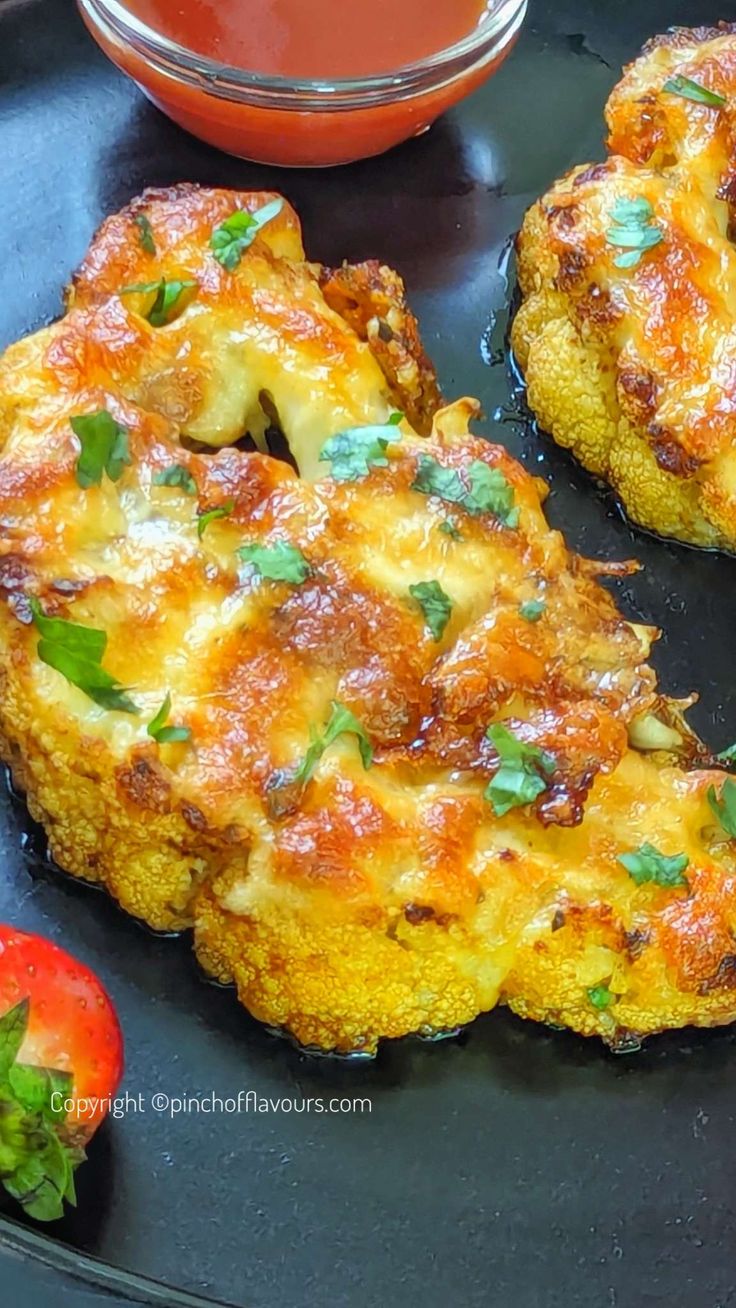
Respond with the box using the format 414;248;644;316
708;778;736;839
197;501;235;538
134;213;156;254
606;196;663;269
387;411;404;426
587;984;614;1010
519;599;546;622
663;75;726;108
210;198;284;271
237;541;310;584
411;455;519;527
120;278;197;326
409;580;452;642
70;411;131;489
618;843;689;888
147;692;191;744
318;425;401;482
438;518;462;540
153;464;197;496
29;598;138;714
294;701;373;787
484;723;555;817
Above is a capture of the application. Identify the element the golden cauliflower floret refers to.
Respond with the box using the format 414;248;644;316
513;26;736;551
2;183;736;1056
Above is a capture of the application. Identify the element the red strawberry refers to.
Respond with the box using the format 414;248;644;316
0;926;124;1221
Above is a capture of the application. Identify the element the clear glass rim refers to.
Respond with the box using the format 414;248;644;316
78;0;528;109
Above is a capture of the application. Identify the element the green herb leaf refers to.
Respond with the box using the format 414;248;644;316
153;464;197;496
197;501;235;538
409;580;453;642
237;541;310;584
293;700;373;786
120;278;197;327
607;196;664;269
387;411;404;426
29;598;138;714
609;196;654;226
438;518;462;540
411;455;519;527
708;778;736;838
29;602;106;663
134;213;156;254
484;723;555;817
318;425;401;482
663;74;726;108
587;984;614;1010
465;461;520;525
210;198;284;271
70;411;131;489
617;842;689;887
519;600;546;622
0;1000;29;1077
147;692;191;744
716;742;736;766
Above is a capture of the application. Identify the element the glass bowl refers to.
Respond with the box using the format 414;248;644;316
78;0;528;167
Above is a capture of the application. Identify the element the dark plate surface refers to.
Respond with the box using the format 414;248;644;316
2;1;736;1305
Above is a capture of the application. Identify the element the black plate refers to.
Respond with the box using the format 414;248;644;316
3;1;736;1305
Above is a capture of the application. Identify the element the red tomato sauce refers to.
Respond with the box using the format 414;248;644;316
124;0;491;78
82;0;523;165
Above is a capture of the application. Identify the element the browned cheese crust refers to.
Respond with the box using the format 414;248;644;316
1;183;736;1053
513;24;736;549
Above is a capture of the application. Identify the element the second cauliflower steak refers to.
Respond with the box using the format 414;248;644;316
514;22;736;550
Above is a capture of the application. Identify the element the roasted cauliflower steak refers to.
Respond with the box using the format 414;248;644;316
2;183;736;1054
513;22;736;550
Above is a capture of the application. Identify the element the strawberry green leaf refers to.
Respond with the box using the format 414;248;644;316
0;1009;85;1224
0;999;29;1077
3;1126;69;1222
8;1064;71;1120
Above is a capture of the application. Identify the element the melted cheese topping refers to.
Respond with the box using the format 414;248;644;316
514;24;736;549
1;183;735;1053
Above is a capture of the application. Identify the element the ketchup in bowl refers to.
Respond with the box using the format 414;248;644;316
78;0;528;165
